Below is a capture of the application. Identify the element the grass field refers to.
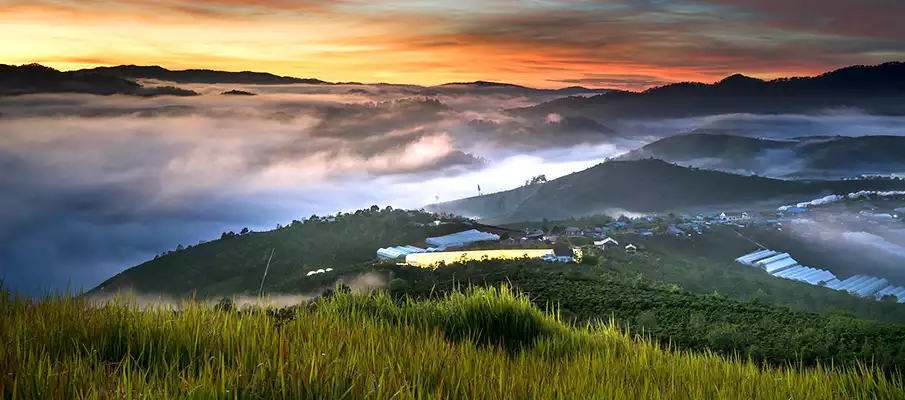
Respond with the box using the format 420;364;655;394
2;285;903;399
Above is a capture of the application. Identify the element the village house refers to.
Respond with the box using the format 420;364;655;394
594;237;619;250
625;244;638;254
541;245;578;263
719;212;749;221
565;226;582;236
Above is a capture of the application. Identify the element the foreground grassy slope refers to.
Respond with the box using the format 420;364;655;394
2;286;901;399
378;259;905;373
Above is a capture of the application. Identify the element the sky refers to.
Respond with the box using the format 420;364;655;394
3;0;905;90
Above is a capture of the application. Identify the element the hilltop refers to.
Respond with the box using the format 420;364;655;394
76;65;330;85
617;133;905;178
88;208;491;298
0;64;199;96
513;62;905;119
427;159;905;222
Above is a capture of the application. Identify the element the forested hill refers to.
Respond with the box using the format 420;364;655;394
511;61;905;119
76;65;330;85
88;208;484;297
0;64;199;96
617;133;905;178
427;159;905;222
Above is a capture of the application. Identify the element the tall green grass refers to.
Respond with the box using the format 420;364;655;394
1;285;902;399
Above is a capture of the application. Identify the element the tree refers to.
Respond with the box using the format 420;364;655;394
370;205;380;213
176;244;184;251
240;227;249;235
389;278;411;292
528;174;548;185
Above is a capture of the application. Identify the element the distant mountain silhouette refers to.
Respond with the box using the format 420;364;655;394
516;62;905;118
429;81;611;96
221;89;257;96
438;80;527;88
76;65;330;85
0;64;198;96
9;62;616;95
617;132;905;178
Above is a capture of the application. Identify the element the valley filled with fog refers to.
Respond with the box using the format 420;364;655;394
3;82;905;294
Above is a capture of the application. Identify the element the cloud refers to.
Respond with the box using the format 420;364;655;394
549;73;675;91
0;88;635;295
4;0;904;89
611;111;905;139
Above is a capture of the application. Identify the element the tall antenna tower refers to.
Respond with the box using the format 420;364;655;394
258;248;275;298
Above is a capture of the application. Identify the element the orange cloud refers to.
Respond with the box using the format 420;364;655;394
3;0;903;89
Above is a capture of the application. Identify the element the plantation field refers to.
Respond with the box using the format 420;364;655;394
1;286;902;399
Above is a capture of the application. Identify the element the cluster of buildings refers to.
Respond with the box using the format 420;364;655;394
735;249;905;303
376;228;581;268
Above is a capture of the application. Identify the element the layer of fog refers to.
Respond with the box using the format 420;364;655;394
4;87;904;296
0;88;631;295
83;271;388;310
614;111;905;140
614;111;905;179
781;217;905;285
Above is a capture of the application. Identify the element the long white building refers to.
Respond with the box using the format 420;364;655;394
733;248;903;302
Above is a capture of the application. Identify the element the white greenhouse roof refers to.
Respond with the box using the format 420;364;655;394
735;249;777;265
377;245;426;259
762;258;798;274
854;279;888;297
755;253;791;266
425;229;500;248
834;276;872;291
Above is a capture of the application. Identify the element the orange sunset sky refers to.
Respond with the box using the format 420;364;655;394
2;0;904;90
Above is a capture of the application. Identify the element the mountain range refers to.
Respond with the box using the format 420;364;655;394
426;158;905;222
617;132;905;178
512;62;905;119
76;65;330;85
0;64;200;96
6;62;905;106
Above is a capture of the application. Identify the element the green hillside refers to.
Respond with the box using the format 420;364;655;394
616;133;905;178
376;260;905;372
617;132;795;164
90;207;478;298
430;159;905;222
3;286;902;399
82;205;905;375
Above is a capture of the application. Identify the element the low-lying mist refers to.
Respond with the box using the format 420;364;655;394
83;271;389;310
3;85;904;295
